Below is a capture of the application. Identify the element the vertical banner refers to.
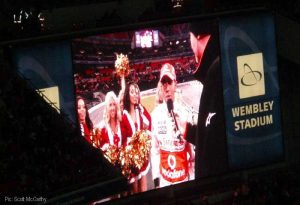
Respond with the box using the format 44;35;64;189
219;14;284;169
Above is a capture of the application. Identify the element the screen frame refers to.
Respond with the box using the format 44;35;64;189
3;7;286;204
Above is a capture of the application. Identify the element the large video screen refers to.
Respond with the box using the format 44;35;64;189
72;14;285;201
71;20;222;196
10;12;284;204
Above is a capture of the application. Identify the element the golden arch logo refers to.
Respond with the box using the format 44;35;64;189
237;53;265;99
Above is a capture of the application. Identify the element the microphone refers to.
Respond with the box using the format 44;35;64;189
134;103;141;131
166;99;181;141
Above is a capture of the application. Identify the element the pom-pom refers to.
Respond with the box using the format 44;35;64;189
119;129;151;180
115;53;130;77
98;128;151;181
130;130;151;170
119;145;138;178
104;145;120;166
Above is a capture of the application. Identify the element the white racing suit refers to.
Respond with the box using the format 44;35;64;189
151;101;195;187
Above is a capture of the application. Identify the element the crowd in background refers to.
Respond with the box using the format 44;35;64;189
74;56;195;109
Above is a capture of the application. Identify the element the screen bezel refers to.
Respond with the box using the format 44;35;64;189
3;7;285;204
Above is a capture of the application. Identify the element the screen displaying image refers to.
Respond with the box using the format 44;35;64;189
7;12;284;204
134;29;161;48
71;21;221;195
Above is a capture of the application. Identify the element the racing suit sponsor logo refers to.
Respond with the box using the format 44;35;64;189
168;154;176;170
159;136;185;152
160;149;188;183
161;167;186;181
158;125;167;134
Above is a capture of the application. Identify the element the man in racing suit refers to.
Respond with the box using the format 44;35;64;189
151;63;194;188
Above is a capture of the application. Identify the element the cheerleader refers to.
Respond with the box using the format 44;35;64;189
76;96;95;146
121;82;152;193
99;91;123;151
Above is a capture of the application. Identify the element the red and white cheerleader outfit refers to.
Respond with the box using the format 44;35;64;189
121;104;152;181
